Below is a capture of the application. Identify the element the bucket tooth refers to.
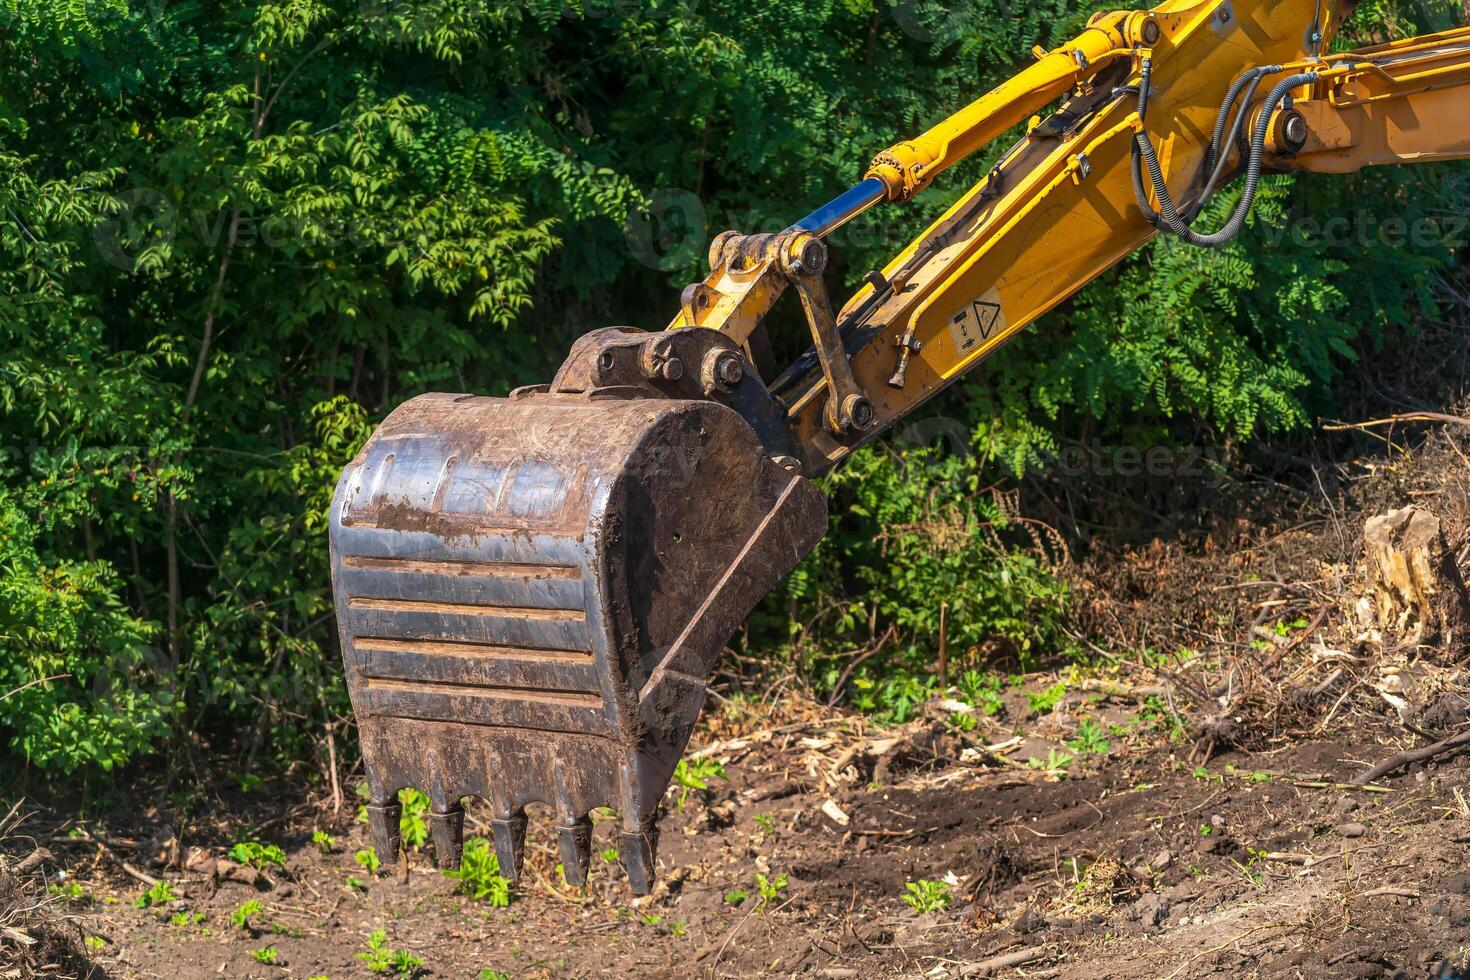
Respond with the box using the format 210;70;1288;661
490;813;528;880
365;802;402;867
429;805;465;870
331;383;828;895
556;817;594;887
621;830;659;896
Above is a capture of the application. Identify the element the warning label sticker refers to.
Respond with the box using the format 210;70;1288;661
946;287;1007;358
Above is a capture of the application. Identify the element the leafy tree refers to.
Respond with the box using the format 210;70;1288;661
0;0;1462;774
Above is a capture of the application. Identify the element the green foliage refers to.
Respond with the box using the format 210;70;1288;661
723;889;749;906
0;495;169;773
49;881;88;903
353;784;430;846
672;757;726;809
1067;720;1111;756
250;946;279;965
755;872;789;908
444;837;511;907
478;971;510;980
311;829;335;854
353;848;381;874
766;441;1075;723
0;0;1462;780
1137;695;1189;742
228;841;286;871
902;879;951;913
1028;682;1069;715
230;899;264;931
358;930;423;976
134;880;177;908
397;788;430;849
957;670;1005;716
1026;748;1075;773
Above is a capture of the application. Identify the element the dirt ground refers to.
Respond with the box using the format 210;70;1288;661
8;343;1470;979
13;716;1470;979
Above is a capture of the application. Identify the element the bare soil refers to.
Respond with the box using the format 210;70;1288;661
14;723;1470;979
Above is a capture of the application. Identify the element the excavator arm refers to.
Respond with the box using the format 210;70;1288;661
328;0;1470;895
673;0;1470;473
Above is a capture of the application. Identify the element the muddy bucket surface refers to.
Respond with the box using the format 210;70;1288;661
329;390;826;892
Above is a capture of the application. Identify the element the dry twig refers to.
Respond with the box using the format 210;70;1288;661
1353;727;1470;785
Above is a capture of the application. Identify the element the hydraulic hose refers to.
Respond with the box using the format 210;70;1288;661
1188;67;1276;221
1133;71;1319;248
1132;62;1270;227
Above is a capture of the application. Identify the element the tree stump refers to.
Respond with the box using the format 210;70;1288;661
1363;506;1470;653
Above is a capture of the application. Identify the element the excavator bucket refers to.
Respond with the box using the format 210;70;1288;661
329;328;826;893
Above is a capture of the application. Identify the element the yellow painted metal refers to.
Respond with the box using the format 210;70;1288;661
666;0;1469;472
783;0;1355;468
1271;26;1470;172
666;233;785;338
864;9;1140;203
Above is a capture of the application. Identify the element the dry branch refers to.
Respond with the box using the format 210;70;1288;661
1353;727;1470;784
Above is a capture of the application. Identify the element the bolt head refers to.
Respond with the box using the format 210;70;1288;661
788;236;827;277
843;394;875;431
1280;110;1309;150
714;351;743;386
661;356;684;381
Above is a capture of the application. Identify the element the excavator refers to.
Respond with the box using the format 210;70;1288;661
329;0;1470;894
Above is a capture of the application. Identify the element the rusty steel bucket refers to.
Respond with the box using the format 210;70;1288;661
329;342;826;893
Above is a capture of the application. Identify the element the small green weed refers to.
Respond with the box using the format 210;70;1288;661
957;669;1004;715
755;872;788;908
1027;681;1068;714
902;879;951;913
358;930;423;976
752;813;775;837
169;911;206;927
250;946;279;965
354;848;382;874
1067;720;1110;756
134;880;177;908
1229;848;1268;889
1137;695;1189;742
1025;748;1074;772
397;788;430;849
312;829;336;854
947;710;978;732
230;899;264;931
672;758;726;810
228;841;286;871
444;838;511;907
49;881;88;903
723;889;749;906
600;847;620;863
478;971;510;980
